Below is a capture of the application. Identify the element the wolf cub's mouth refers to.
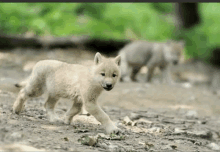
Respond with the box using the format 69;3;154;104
103;87;113;91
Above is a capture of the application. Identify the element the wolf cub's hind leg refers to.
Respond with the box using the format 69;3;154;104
145;59;157;83
131;66;141;82
44;95;60;123
13;88;28;114
161;65;175;85
64;95;83;125
13;77;44;114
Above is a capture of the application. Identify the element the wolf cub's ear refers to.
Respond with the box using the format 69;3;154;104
94;52;102;65
115;55;121;66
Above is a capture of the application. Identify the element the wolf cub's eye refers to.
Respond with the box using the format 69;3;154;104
112;74;117;77
101;73;105;76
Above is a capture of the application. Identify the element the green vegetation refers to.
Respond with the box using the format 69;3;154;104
0;3;219;61
179;3;220;60
0;3;175;40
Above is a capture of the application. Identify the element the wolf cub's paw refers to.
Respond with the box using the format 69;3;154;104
13;102;25;114
110;127;122;135
106;124;122;135
64;118;72;125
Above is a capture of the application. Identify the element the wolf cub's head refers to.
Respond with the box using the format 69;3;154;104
93;52;121;91
164;40;185;65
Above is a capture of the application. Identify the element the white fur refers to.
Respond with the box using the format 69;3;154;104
13;52;121;134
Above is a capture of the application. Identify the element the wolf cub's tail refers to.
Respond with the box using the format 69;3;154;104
14;80;27;88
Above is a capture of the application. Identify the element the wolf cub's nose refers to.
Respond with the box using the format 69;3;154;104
106;84;112;88
173;60;178;65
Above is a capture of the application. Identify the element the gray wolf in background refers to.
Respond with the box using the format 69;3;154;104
119;40;185;84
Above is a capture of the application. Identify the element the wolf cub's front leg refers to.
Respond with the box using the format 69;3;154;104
13;88;27;114
161;65;175;85
64;95;83;125
44;95;61;123
85;101;120;134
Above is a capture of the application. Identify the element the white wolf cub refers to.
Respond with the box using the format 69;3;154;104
119;40;184;84
13;52;121;134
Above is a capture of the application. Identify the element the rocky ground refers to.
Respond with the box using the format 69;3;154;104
0;48;220;152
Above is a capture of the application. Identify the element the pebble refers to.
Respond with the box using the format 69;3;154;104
148;127;161;133
78;135;97;146
181;82;192;88
207;143;220;151
174;128;186;134
187;130;212;139
7;132;24;141
64;137;69;141
186;110;198;118
108;143;119;151
161;145;173;150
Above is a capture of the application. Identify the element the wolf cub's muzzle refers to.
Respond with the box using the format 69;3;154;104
103;83;113;91
173;60;178;65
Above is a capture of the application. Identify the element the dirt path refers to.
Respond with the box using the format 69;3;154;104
0;48;220;151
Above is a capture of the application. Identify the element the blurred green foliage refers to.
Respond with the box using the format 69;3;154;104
179;3;220;60
0;3;219;60
0;3;175;40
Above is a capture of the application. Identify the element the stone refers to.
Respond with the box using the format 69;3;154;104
207;143;220;151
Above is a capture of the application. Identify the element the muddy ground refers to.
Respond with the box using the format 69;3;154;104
0;48;220;152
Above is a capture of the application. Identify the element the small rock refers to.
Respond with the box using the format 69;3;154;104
136;118;153;125
161;144;177;150
78;135;97;146
64;137;69;141
54;145;61;149
170;144;177;149
181;82;192;88
37;115;44;119
130;113;142;120
161;145;173;150
186;110;198;119
95;133;126;141
207;143;220;151
109;134;126;140
194;141;202;146
173;128;186;135
55;130;63;133
175;140;185;144
145;113;158;118
6;132;24;141
148;127;161;133
74;129;89;133
0;144;46;152
144;142;154;151
96;133;111;140
108;143;119;151
197;120;207;124
187;130;212;139
161;118;184;124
